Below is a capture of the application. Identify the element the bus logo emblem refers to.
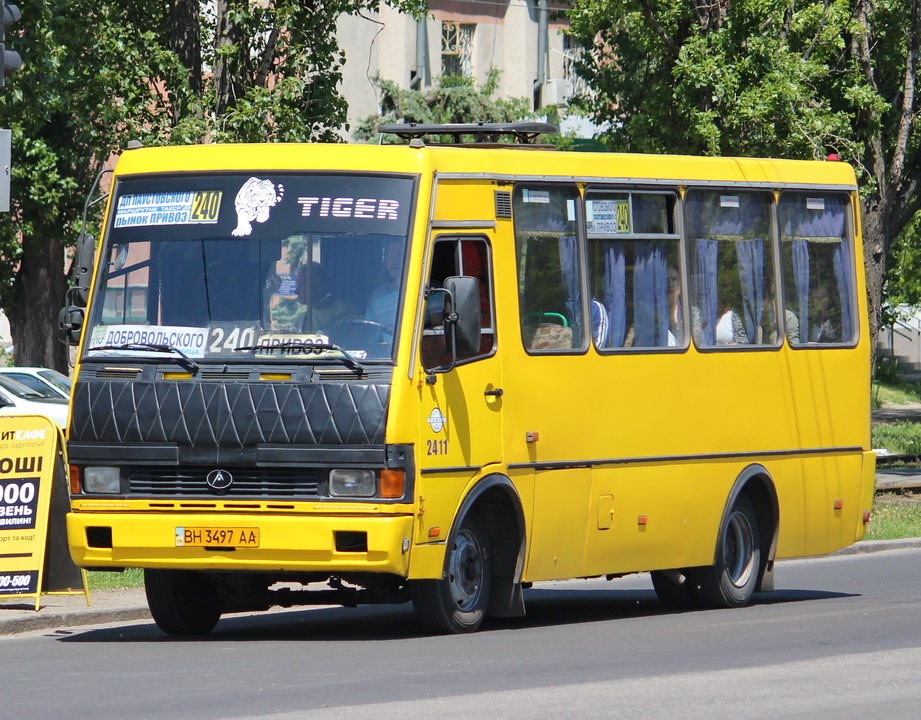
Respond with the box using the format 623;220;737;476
231;177;285;237
426;408;446;433
206;469;234;491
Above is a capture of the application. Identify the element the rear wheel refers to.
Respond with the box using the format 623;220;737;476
411;514;491;634
145;569;222;636
692;494;761;608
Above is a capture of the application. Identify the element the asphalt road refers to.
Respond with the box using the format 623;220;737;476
3;548;921;720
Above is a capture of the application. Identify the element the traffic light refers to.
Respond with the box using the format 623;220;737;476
1;1;22;88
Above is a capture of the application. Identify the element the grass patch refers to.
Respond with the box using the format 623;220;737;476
86;567;145;591
867;493;921;540
872;421;921;454
873;379;921;408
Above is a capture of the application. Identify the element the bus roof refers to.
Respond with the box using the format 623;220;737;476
112;142;858;190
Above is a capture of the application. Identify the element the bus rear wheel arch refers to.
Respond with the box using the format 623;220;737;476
690;493;762;608
690;469;778;609
652;469;778;611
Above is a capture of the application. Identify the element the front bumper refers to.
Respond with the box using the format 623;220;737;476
67;511;415;576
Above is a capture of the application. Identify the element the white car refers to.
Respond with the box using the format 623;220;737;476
0;375;69;428
0;367;71;400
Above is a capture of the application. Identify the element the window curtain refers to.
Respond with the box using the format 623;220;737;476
633;241;669;346
558;234;581;342
791;239;810;341
603;243;626;347
735;238;765;343
692;238;719;344
833;236;854;340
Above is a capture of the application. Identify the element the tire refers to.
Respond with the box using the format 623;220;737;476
411;514;491;634
651;569;700;610
144;569;222;636
691;494;761;608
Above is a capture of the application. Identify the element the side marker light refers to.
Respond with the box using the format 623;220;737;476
68;465;81;494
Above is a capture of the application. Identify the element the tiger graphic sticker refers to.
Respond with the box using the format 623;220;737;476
232;177;285;236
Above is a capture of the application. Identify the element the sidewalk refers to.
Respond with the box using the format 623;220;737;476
0;587;149;637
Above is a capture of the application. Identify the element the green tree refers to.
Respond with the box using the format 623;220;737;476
353;69;532;142
566;0;920;349
883;214;921;317
0;0;424;371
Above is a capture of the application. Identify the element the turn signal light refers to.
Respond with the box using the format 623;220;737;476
863;509;871;525
380;469;404;499
68;465;81;494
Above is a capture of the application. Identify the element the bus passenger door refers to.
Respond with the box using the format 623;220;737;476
417;235;502;478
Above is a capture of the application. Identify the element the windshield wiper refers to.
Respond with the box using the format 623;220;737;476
234;342;364;375
88;343;200;371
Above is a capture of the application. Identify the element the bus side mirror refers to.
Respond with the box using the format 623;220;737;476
444;275;481;357
58;305;85;346
71;232;96;307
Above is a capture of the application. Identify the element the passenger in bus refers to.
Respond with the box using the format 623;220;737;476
810;285;839;342
365;240;403;335
667;267;683;345
294;262;357;333
591;297;608;346
766;294;800;344
715;303;749;345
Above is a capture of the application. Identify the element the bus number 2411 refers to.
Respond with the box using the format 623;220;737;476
427;439;448;455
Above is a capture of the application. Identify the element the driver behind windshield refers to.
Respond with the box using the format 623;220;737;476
294;262;357;333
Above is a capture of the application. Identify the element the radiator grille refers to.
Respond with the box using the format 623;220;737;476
128;466;322;498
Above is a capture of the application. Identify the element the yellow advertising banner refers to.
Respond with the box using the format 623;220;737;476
0;415;86;609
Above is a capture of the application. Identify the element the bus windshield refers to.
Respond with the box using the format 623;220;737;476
84;172;415;364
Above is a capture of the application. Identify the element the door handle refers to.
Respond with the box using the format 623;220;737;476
484;388;504;397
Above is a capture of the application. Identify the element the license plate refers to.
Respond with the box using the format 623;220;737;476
175;527;260;547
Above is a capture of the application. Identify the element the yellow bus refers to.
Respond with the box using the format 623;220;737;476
60;123;875;635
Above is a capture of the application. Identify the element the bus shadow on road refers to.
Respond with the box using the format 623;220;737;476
57;584;857;643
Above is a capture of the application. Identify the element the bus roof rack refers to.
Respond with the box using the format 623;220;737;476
379;122;559;146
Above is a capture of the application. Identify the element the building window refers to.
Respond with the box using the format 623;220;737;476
442;21;475;78
562;34;590;99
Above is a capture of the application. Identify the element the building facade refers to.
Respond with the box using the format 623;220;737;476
337;0;583;137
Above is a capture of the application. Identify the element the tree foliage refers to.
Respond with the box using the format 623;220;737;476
0;0;424;370
353;69;532;142
566;0;921;347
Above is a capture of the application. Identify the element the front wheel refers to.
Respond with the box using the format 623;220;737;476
411;514;491;633
145;569;222;636
691;494;761;608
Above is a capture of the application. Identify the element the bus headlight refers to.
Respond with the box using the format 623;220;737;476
83;467;122;494
328;469;376;497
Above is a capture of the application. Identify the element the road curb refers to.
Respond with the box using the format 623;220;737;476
828;537;921;556
0;606;150;637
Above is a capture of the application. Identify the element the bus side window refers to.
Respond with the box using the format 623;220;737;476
586;190;683;350
779;192;855;345
685;190;778;347
513;186;584;352
421;236;495;368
